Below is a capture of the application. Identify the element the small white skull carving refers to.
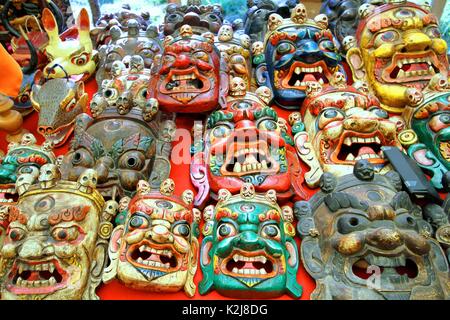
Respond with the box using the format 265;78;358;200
291;3;307;24
314;14;328;29
240;183;255;198
137;180;151;195
77;169;98;193
251;41;264;56
268;14;283;31
160;178;175;196
230;77;246;97
218;25;234;42
180;24;193;38
16;173;36;195
182;189;195;205
38;164;61;189
255;86;273;105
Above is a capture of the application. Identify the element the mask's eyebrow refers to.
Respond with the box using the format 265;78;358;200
70;45;87;57
48;206;90;225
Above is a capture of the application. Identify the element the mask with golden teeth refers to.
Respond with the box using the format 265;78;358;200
0;134;56;205
199;184;301;298
60;65;174;200
41;8;97;82
346;0;449;114
399;77;450;189
190;81;307;207
254;3;344;109
295;160;450;300
0;166;117;300
148;26;229;113
292;79;403;179
102;179;201;297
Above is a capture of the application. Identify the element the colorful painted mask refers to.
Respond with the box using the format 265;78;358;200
61;61;173;200
30;73;88;148
0;134;55;205
199;184;301;298
295;160;450;300
163;0;224;36
103;178;201;297
346;0;449;113
191;79;306;206
95;19;161;86
255;3;344;109
215;25;252;89
291;79;403;180
41;8;97;82
398;76;450;189
148;26;229;113
0;166;118;300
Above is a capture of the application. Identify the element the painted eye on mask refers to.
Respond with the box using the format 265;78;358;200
103;88;118;100
216;222;237;240
173;223;190;237
71;53;90;66
394;213;417;229
128;214;150;230
369;107;389;119
194;51;209;62
210;124;232;140
429;113;450;132
374;30;399;47
319;39;336;52
163;55;176;64
260;224;280;241
258;119;278;131
318;108;345;129
72;148;94;167
8;228;25;241
118;151;145;171
426;26;441;39
276;42;294;55
18;92;30;104
51;226;80;242
64;98;77;112
17;165;39;177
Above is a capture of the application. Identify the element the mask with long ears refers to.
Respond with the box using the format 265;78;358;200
103;179;201;297
296;160;450;300
42;8;97;82
30;70;88;148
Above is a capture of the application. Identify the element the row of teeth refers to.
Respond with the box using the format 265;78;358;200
235;148;259;157
294;66;323;74
0;199;14;203
171;73;196;81
231;267;267;275
139;245;173;258
135;257;171;268
397;68;435;78
345;153;382;161
15;277;57;287
344;136;381;146
0;188;16;194
233;254;267;263
397;57;432;67
232;159;269;173
18;263;55;273
293;78;324;87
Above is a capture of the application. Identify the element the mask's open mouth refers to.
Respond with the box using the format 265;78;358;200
280;61;332;90
351;254;419;283
222;251;277;278
40;122;74;148
128;242;179;272
382;52;444;84
8;259;67;294
160;67;211;103
332;132;386;164
0;185;18;203
220;142;280;176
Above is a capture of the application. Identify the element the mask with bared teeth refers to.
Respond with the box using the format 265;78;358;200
199;184;301;298
102;179;201;297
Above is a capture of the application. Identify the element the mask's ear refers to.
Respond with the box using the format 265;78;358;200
346;47;366;82
198;235;214;295
285;238;302;299
184;237;199;297
76;81;89;112
102;225;124;284
41;8;60;47
83;221;114;300
77;8;93;52
255;62;269;87
30;70;44;112
191;152;210;208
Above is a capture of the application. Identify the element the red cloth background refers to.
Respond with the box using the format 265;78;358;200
0;77;317;300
